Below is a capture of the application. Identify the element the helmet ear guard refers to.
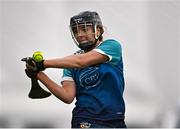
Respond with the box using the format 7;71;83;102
94;24;104;40
70;11;103;51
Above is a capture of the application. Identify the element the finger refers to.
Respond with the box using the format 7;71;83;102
26;63;37;71
26;63;34;69
27;60;36;67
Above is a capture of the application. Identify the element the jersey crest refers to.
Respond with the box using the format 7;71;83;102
79;66;101;89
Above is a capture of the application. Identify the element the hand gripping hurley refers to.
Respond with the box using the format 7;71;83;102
21;57;51;99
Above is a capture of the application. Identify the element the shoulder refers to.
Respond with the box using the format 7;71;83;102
96;39;122;53
101;39;121;47
96;39;122;52
94;39;122;65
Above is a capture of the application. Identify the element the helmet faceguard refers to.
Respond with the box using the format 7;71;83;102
70;11;104;51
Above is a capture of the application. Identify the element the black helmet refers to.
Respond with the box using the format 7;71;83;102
70;11;103;51
70;11;102;28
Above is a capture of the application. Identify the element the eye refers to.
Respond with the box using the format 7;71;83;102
82;26;86;32
86;25;93;32
72;27;77;34
86;28;89;31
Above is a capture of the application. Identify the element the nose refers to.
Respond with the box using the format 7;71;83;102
76;29;87;41
77;29;86;36
77;35;87;42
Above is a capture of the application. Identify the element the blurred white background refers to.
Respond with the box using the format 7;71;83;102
0;0;179;128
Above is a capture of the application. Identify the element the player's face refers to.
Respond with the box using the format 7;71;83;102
72;24;95;44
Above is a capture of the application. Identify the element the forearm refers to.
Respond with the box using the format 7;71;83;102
42;50;108;69
44;55;84;69
36;72;74;104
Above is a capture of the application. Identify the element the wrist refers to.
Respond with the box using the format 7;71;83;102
36;71;43;79
36;60;45;71
43;60;46;68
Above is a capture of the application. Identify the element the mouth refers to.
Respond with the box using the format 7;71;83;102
80;40;88;43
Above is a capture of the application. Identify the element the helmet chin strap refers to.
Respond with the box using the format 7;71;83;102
79;31;103;51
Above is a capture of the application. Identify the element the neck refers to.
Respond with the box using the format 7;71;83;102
84;40;102;53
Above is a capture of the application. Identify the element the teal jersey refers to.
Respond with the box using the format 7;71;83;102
62;39;125;120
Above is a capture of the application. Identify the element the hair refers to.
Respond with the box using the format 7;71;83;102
97;25;104;42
